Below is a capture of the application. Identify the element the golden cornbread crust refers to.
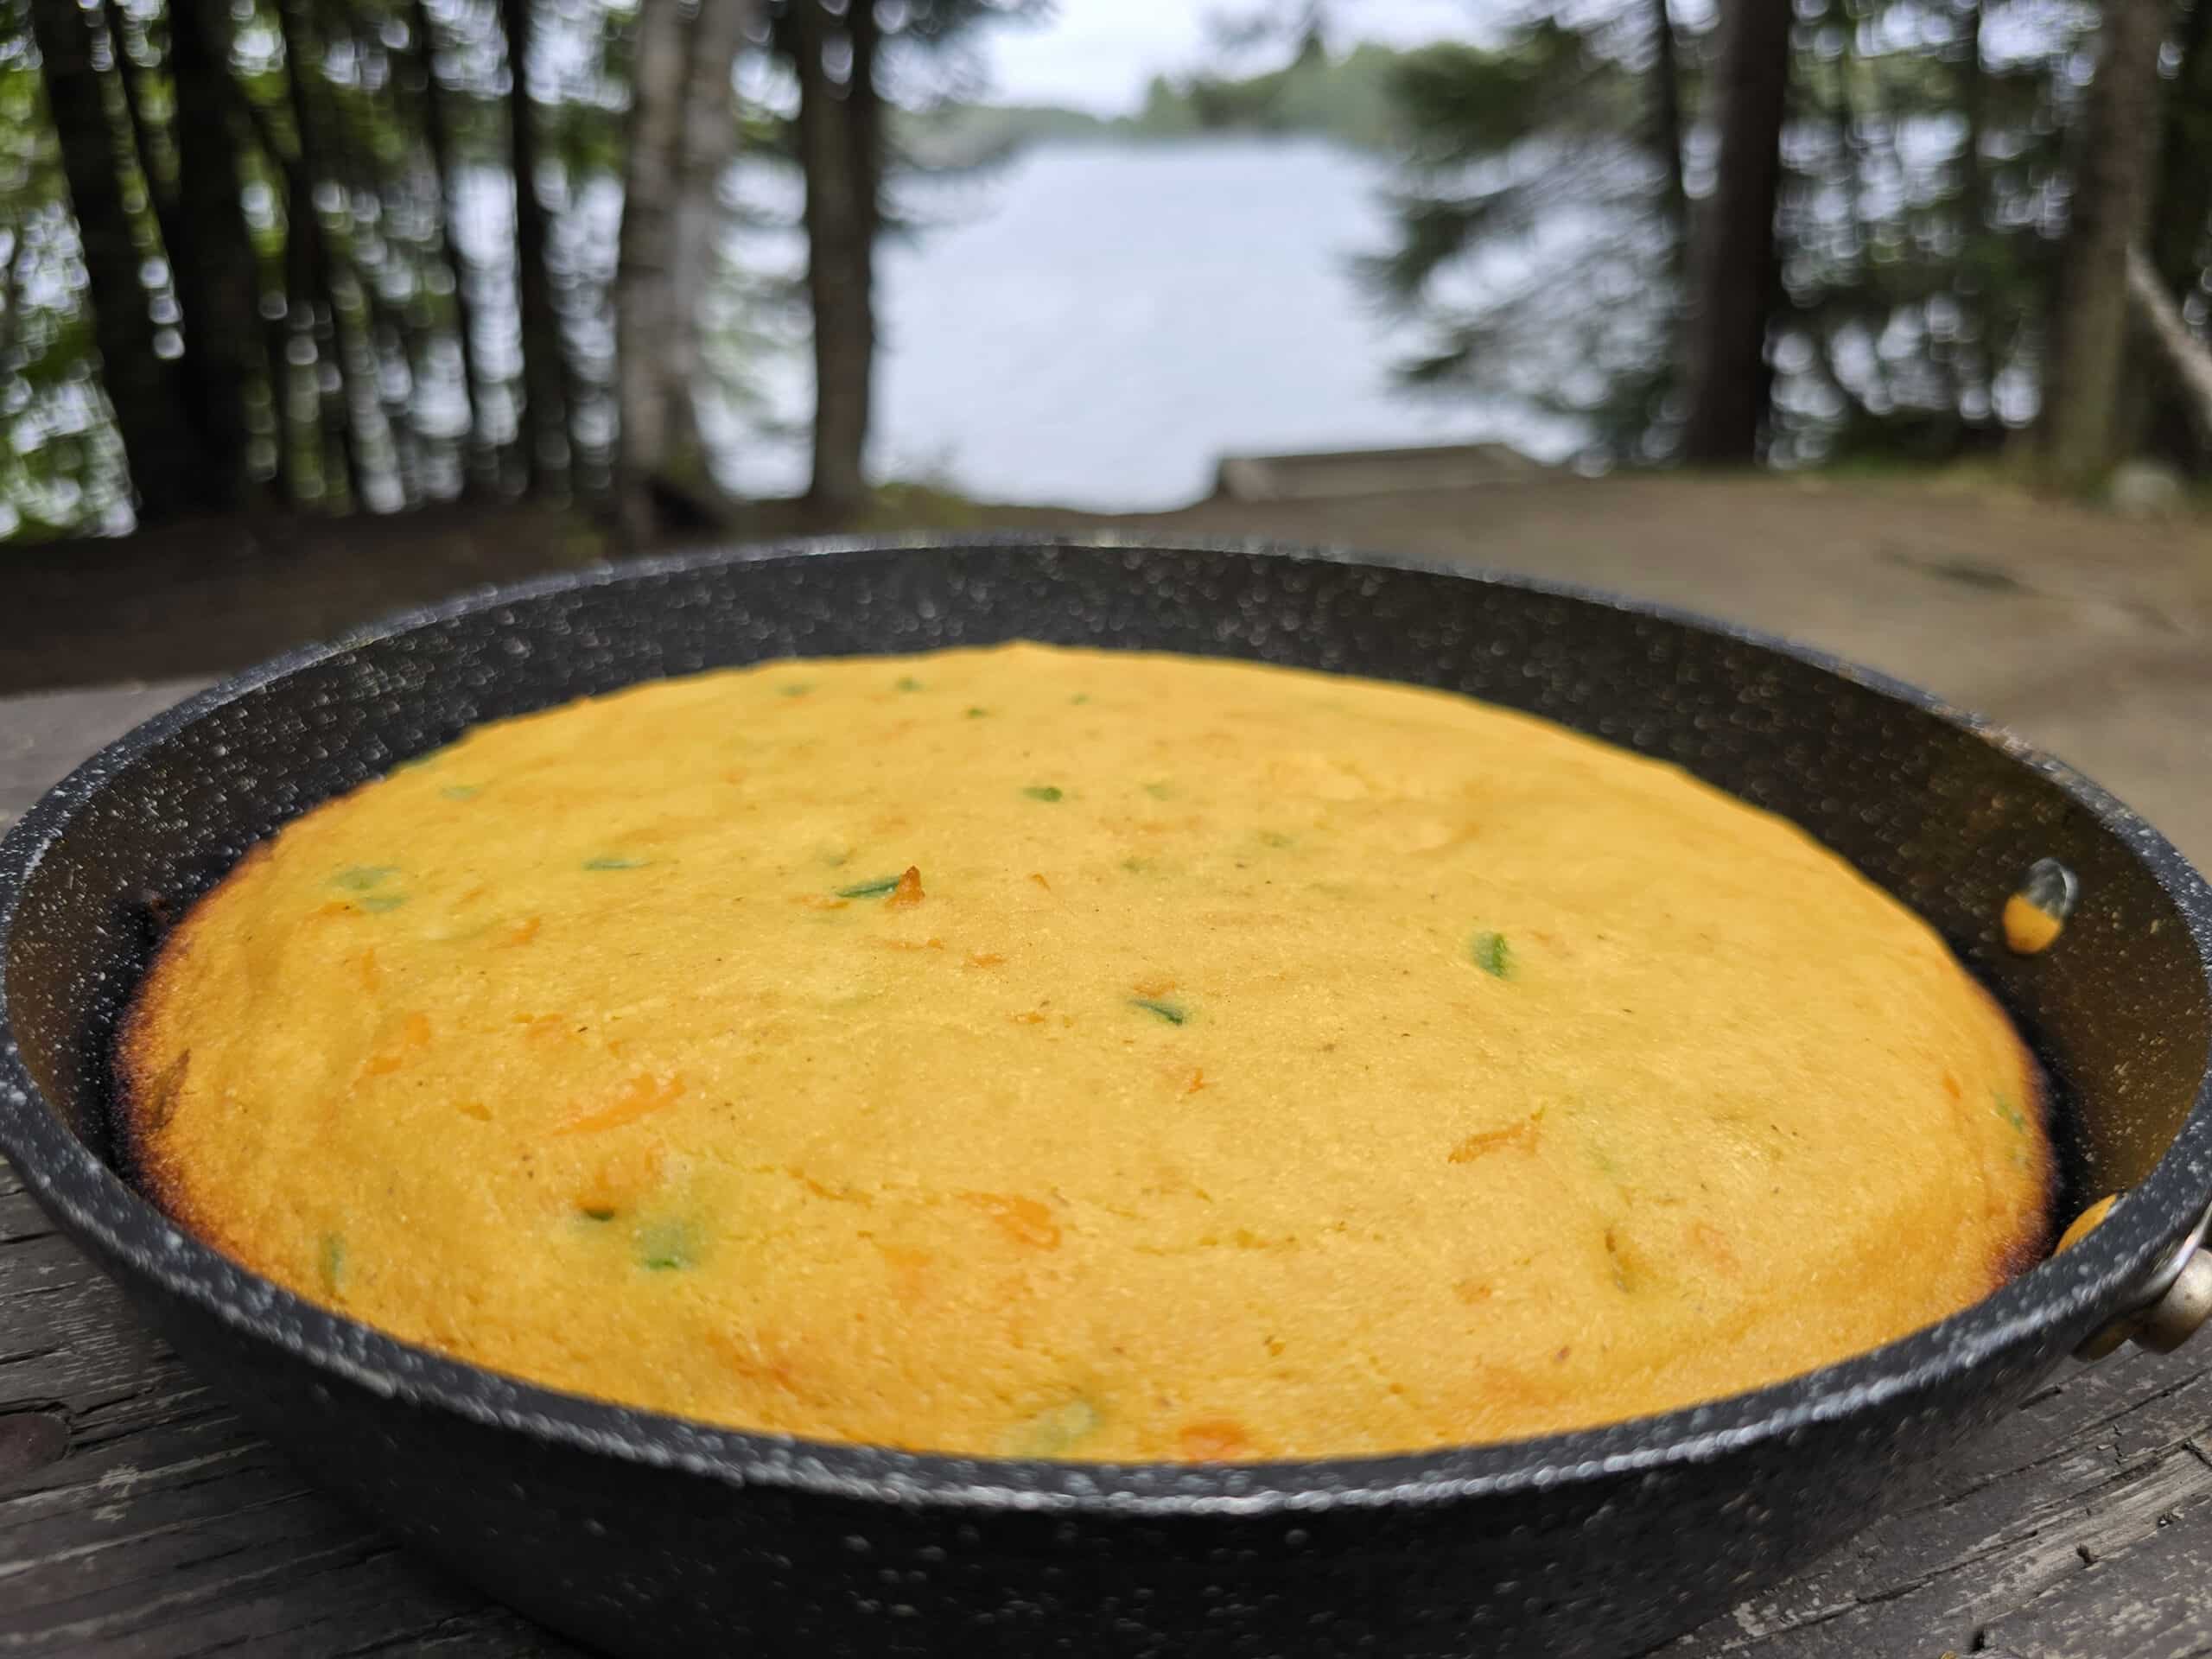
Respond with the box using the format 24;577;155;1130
119;643;2054;1461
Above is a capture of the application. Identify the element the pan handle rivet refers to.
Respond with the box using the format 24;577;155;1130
2066;1195;2212;1360
2004;858;2077;956
2134;1250;2212;1354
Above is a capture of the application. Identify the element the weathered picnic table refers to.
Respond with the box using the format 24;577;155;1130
5;615;2212;1656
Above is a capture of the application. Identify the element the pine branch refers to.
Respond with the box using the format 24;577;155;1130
2126;244;2212;446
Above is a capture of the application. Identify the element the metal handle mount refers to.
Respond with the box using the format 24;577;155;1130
2074;1198;2212;1362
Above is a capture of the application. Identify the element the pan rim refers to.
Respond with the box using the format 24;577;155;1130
3;529;2209;1515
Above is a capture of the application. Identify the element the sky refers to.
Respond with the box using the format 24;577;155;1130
981;0;1478;114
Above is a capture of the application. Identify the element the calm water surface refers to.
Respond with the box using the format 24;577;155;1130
715;137;1574;511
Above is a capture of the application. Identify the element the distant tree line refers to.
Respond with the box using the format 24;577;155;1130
6;0;2208;543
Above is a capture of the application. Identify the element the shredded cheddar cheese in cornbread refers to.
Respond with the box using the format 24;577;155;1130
123;643;2052;1459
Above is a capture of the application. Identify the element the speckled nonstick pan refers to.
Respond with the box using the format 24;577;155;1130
3;536;2209;1658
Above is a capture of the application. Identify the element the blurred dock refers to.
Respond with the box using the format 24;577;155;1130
1211;441;1548;501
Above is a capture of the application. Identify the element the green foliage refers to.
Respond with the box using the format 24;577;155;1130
4;0;651;537
1141;36;1407;149
1390;28;1618;162
897;38;1423;166
0;3;134;538
1764;0;2091;467
1363;0;2191;472
1363;8;1688;466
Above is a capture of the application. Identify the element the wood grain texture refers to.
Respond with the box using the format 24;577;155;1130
5;682;2212;1656
0;1161;575;1657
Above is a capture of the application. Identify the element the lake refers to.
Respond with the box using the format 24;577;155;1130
711;137;1577;511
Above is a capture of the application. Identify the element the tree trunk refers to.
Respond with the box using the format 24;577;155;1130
2144;0;2212;467
669;0;753;435
1649;0;1687;272
320;21;416;510
849;2;883;250
1829;0;1868;289
29;0;204;518
1953;0;1993;426
2152;0;2211;309
1956;0;1984;230
391;0;486;498
614;0;754;543
160;0;266;507
790;0;879;518
501;0;570;497
205;59;313;505
613;0;691;542
277;0;365;508
104;3;168;210
406;0;492;491
1679;0;1794;466
2037;0;2171;491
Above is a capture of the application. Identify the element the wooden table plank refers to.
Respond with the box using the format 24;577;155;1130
4;680;2212;1657
0;1155;571;1657
1980;1503;2212;1658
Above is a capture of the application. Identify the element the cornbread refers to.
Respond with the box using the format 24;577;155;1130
121;642;2053;1459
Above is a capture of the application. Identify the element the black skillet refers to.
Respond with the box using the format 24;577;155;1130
3;536;2210;1658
